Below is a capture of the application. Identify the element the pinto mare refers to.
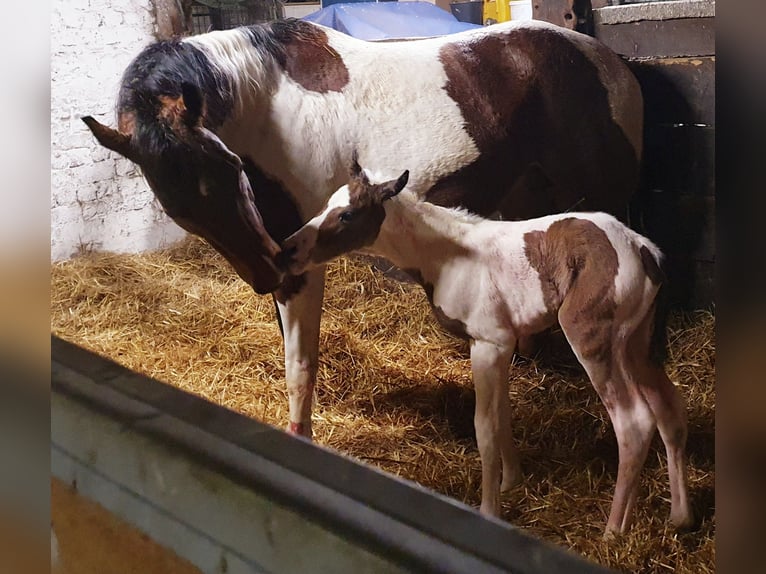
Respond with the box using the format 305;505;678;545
82;18;643;439
279;159;692;536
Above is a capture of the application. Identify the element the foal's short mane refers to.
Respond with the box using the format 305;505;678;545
395;190;486;225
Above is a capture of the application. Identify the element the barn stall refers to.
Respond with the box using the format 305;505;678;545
51;0;714;572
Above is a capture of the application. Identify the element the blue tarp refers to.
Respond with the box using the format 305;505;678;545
302;2;481;41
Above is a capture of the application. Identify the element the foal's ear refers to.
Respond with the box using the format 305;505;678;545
349;150;363;178
380;170;409;201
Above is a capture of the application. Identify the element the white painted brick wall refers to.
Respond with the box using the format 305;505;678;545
51;0;186;261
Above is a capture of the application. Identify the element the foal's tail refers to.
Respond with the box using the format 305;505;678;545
639;244;669;366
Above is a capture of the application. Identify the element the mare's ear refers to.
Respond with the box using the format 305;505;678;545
82;116;140;164
380;170;409;201
181;82;204;125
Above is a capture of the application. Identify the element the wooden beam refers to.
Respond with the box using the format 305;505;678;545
630;56;716;126
594;17;714;58
154;0;191;40
533;0;594;34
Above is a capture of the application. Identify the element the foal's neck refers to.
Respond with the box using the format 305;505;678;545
376;192;476;277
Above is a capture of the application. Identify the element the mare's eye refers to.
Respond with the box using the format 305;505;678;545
339;210;355;223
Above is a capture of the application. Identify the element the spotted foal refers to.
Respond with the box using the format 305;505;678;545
280;159;693;536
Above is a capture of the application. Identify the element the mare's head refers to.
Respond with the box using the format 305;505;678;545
82;42;283;294
279;156;409;275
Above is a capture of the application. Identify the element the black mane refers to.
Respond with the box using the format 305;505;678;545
117;39;235;161
242;17;317;67
115;19;317;163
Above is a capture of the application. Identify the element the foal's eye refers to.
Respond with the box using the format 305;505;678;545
339;210;355;223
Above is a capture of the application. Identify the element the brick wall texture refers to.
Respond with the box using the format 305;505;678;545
51;0;186;261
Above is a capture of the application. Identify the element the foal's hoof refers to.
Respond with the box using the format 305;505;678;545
602;529;619;542
671;510;696;533
500;467;522;492
287;421;313;439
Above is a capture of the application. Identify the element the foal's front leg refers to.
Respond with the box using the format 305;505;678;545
275;266;326;439
470;340;517;516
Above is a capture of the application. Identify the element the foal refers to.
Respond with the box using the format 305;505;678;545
280;160;692;536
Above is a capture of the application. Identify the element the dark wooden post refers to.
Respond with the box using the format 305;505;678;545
592;0;716;308
533;0;595;34
154;0;192;40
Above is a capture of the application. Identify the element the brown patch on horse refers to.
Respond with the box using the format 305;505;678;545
275;274;308;304
157;95;187;123
117;111;136;136
522;229;563;314
242;158;303;243
524;218;618;363
274;22;349;93
432;26;639;221
240;157;308;302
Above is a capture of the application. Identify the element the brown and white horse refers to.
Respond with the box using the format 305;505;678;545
83;18;643;439
280;158;692;536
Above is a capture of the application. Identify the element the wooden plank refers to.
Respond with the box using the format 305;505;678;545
594;17;714;58
52;479;203;574
639;192;714;261
637;191;714;308
663;257;714;311
630;57;715;126
595;1;716;25
643;124;715;197
689;260;714;310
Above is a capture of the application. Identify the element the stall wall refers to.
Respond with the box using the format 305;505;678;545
51;0;186;262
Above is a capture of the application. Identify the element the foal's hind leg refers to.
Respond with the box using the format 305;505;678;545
559;303;657;535
626;314;693;530
638;364;693;530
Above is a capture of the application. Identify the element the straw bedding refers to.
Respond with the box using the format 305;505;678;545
51;237;715;573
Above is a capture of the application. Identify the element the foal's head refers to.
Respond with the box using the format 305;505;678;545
279;156;409;275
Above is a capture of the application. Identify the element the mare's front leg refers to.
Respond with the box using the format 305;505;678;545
275;266;326;439
470;340;517;517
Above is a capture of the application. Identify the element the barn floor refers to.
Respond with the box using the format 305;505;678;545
50;237;715;573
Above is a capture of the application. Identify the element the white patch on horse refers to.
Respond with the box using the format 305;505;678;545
216;27;481;219
185;31;273;116
325;185;353;212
